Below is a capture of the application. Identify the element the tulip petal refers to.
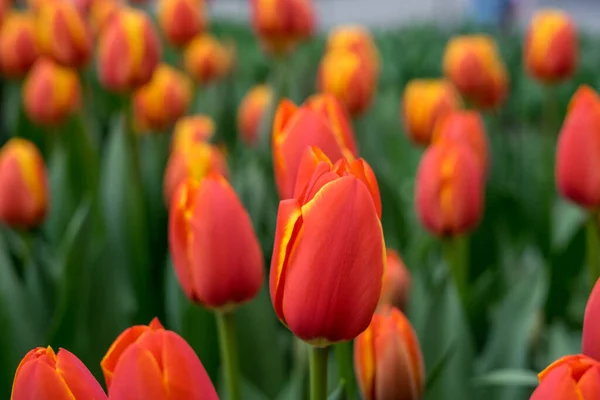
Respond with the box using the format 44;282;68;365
578;365;600;399
56;349;106;399
584;278;600;360
354;324;376;400
11;357;75;400
531;365;579;400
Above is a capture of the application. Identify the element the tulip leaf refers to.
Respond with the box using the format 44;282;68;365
327;381;347;400
551;198;587;252
472;369;539;388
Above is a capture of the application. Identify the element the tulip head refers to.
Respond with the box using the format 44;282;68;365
0;11;39;78
379;249;411;311
89;0;122;37
354;306;425;400
415;142;484;237
12;346;107;400
97;7;161;92
238;84;272;146
158;0;206;47
270;147;384;344
325;25;380;71
23;57;81;126
556;85;600;208
531;355;600;400
133;64;193;132
401;78;461;146
443;34;508;109
184;33;235;85
171;114;215;151
272;93;358;199
524;9;578;84
583;277;600;360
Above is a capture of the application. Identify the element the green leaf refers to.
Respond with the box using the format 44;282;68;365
473;369;539;388
552;199;587;252
327;381;347;400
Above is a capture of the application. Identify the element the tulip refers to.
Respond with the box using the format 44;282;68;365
325;25;380;71
0;138;48;228
157;0;206;47
0;0;7;25
583;277;600;360
443;34;508;109
101;318;219;399
184;33;235;85
272;93;358;199
133;64;193;132
524;9;578;84
0;11;39;78
23;58;81;126
401;78;462;146
250;0;314;55
171;114;215;151
531;355;600;399
354;306;425;400
270;147;384;344
12;346;106;399
35;1;92;69
237;84;272;146
97;7;161;92
89;0;122;36
379;249;411;311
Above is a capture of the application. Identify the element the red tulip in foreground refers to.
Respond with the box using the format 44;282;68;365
530;355;600;399
12;346;107;399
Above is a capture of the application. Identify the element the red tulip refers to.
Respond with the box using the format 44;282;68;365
379;249;411;311
583;277;600;360
531;354;600;399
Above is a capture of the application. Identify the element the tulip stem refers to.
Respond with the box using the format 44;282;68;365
334;341;356;399
216;311;241;400
310;346;329;400
444;235;469;308
587;212;600;290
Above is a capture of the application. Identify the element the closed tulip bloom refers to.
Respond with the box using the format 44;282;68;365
12;346;106;400
354;306;425;400
583;277;600;360
556;85;600;208
89;0;122;36
379;249;411;311
270;147;384;344
250;0;314;55
171;115;215;151
443;35;508;109
524;9;578;84
184;33;235;85
531;355;600;399
133;64;193;132
23;58;81;126
0;138;48;227
272;93;358;199
402;79;461;146
158;0;206;47
238;84;272;145
102;318;219;399
97;7;161;92
0;11;39;78
415;142;484;237
326;25;380;71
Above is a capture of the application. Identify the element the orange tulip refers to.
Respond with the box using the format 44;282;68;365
237;84;272;146
250;0;314;55
12;346;106;400
402;78;462;146
157;0;206;47
0;11;39;78
102;318;219;399
379;249;411;311
89;0;122;36
169;175;264;309
35;0;92;69
531;355;600;399
0;138;48;228
325;25;380;71
524;9;578;84
270;147;384;344
272;93;358;199
23;58;81;126
133;64;193;132
556;85;600;208
0;0;7;25
97;7;161;92
584;277;600;360
415;142;484;237
354;306;425;400
184;33;235;85
443;34;508;109
171;114;215;151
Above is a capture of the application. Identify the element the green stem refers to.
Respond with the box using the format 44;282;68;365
309;346;329;400
587;213;600;290
543;84;558;137
444;235;469;307
334;341;356;400
216;311;241;400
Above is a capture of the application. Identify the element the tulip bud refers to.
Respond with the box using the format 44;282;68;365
0;138;48;228
270;147;384;344
97;7;161;92
354;306;425;400
163;141;228;205
272;93;358;199
0;11;39;78
524;9;578;84
238;84;272;146
102;318;219;399
184;33;235;85
23;57;81;126
583;277;600;360
157;0;206;47
531;355;600;399
89;0;122;36
250;0;314;55
171;114;215;151
379;249;411;311
443;34;508;109
12;346;106;399
325;25;380;71
133;64;193;132
415;142;484;237
36;1;92;69
401;78;461;146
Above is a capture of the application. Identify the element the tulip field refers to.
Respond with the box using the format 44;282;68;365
2;0;600;399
